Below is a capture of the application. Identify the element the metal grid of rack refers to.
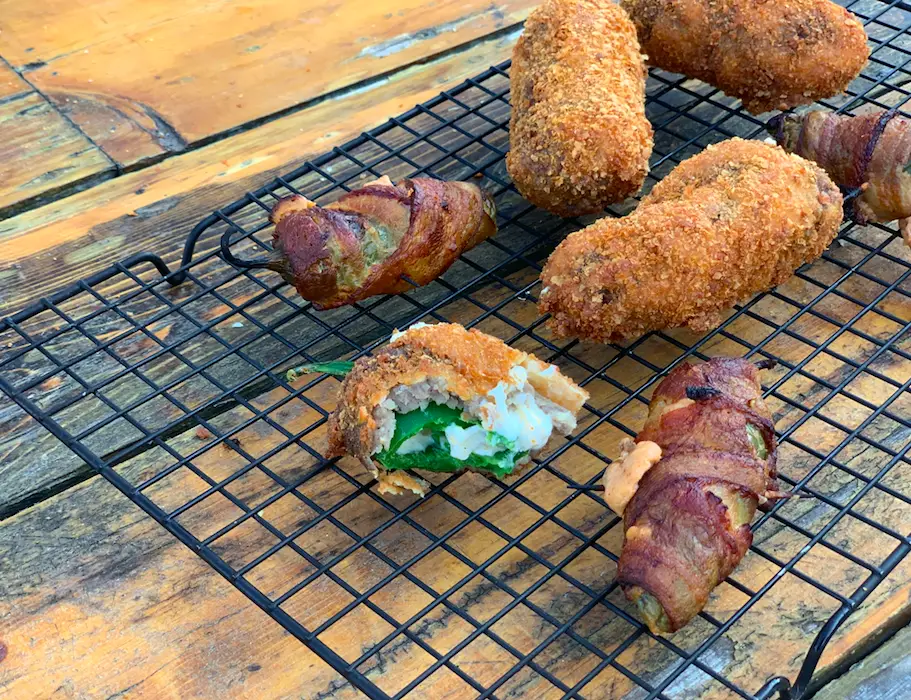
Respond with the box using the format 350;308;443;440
1;1;910;698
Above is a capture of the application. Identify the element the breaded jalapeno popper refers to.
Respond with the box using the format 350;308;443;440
621;0;868;114
540;139;843;342
770;110;911;247
507;0;653;217
265;176;497;309
294;323;589;497
603;358;783;633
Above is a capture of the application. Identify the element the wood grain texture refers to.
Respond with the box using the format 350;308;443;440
0;472;362;700
0;2;909;694
0;0;533;167
0;31;515;310
0;325;907;698
814;625;911;700
0;31;515;518
0;90;113;215
0;62;28;99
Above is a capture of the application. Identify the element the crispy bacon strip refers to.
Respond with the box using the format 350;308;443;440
616;358;780;633
267;177;497;309
769;110;911;247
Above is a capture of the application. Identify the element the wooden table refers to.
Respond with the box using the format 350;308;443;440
0;1;909;698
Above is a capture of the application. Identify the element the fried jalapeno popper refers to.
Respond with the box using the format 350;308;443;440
621;0;868;114
540;139;843;342
770;110;911;247
603;358;781;633
507;0;653;217
265;177;497;309
303;323;588;497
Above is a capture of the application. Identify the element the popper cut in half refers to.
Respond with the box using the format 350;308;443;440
316;323;589;496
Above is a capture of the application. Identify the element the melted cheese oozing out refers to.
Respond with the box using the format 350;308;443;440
397;430;436;455
390;322;432;342
443;424;502;459
602;441;663;515
479;366;555;454
393;361;565;462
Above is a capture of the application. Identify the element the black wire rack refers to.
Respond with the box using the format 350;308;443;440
2;1;911;698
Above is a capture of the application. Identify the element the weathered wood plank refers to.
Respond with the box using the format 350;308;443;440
99;254;905;697
0;472;362;700
125;330;910;699
814;625;911;700
0;0;533;167
86;266;911;691
0;31;516;311
0;90;113;215
0;213;907;696
0;9;908;694
0;62;28;99
0;336;907;698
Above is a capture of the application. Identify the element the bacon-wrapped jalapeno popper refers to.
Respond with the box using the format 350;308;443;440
265;176;497;309
769;110;911;247
602;358;782;634
294;323;589;497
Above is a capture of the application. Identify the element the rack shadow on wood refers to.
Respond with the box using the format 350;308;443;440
1;1;910;698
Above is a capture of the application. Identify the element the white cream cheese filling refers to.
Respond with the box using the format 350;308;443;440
392;362;565;461
477;366;556;454
443;424;504;459
396;430;436;455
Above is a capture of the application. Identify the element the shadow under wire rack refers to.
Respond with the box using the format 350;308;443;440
2;1;911;698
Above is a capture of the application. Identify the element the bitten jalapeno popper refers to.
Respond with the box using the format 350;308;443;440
602;358;783;634
266;176;497;309
299;323;589;497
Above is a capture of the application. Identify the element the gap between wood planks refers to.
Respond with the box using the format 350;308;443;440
1;5;904;696
0;56;118;217
809;618;911;698
812;623;911;700
0;21;523;222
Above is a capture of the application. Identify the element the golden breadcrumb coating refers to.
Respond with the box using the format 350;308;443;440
539;139;843;342
622;0;868;114
328;323;588;464
506;0;653;217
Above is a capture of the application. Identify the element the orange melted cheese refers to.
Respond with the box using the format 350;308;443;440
602;440;663;515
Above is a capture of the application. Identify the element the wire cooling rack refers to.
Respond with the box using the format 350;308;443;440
2;1;910;698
